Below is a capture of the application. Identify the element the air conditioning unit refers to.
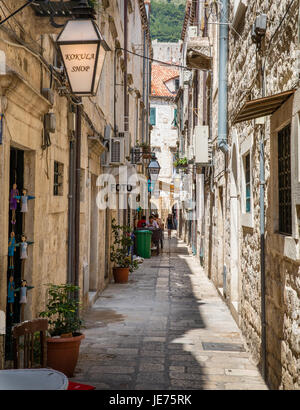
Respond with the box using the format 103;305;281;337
188;26;198;38
194;125;212;165
109;137;125;165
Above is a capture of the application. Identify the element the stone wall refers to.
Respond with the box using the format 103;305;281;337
226;0;299;389
182;0;300;390
0;0;149;366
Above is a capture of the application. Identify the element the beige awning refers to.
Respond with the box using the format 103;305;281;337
233;89;296;124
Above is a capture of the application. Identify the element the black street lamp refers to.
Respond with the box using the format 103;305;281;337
56;1;110;96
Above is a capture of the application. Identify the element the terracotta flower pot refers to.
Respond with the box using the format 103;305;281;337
47;333;85;377
113;267;130;283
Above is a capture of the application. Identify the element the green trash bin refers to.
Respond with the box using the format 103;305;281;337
134;230;153;259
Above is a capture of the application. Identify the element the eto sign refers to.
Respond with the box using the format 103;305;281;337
110;184;135;193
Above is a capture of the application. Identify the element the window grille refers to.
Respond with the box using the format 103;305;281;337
278;124;292;235
53;161;63;196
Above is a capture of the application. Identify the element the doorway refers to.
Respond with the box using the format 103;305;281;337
6;148;24;360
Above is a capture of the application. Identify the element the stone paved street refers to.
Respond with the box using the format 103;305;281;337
71;235;268;390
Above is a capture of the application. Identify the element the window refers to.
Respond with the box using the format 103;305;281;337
244;153;251;213
53;161;64;196
150;107;156;126
175;78;179;91
172;108;178;127
278;124;292;235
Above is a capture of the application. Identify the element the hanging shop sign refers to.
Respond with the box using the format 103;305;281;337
56;19;110;96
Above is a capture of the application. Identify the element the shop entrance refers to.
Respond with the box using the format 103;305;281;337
6;147;24;360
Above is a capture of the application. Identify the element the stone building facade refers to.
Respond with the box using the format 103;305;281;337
150;63;179;221
178;0;300;390
0;0;152;367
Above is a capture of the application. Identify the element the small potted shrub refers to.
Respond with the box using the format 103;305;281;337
39;283;84;377
110;219;138;283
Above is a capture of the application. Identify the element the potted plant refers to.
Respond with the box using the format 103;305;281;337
39;283;84;377
110;219;138;283
174;157;188;168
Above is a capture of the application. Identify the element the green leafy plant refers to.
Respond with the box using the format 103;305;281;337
39;284;83;337
173;157;188;167
110;219;138;272
150;0;186;42
88;0;99;8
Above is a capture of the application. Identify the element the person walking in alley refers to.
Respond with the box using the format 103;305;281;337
154;213;164;249
137;215;147;228
147;215;159;230
167;213;174;239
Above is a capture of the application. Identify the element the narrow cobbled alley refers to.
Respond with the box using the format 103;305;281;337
71;235;268;390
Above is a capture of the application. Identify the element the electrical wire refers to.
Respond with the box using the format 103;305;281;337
115;47;205;72
0;0;35;26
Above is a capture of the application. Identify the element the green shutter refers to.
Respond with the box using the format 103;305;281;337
150;107;156;126
174;108;177;126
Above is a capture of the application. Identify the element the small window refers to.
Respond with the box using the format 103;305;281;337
53;161;64;196
278;124;292;235
150;107;156;126
244;153;251;213
172;108;178;127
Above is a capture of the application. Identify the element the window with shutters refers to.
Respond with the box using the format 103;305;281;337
172;108;178;127
150;107;156;126
244;153;251;213
278;123;292;235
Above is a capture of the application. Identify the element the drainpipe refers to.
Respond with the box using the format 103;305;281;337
67;136;76;284
218;0;229;153
145;1;150;145
124;0;128;132
142;32;146;143
260;61;267;381
74;100;82;304
124;0;128;226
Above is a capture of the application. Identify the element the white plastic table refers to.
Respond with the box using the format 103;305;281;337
0;368;69;390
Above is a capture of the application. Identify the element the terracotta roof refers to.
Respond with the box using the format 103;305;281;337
151;65;179;97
